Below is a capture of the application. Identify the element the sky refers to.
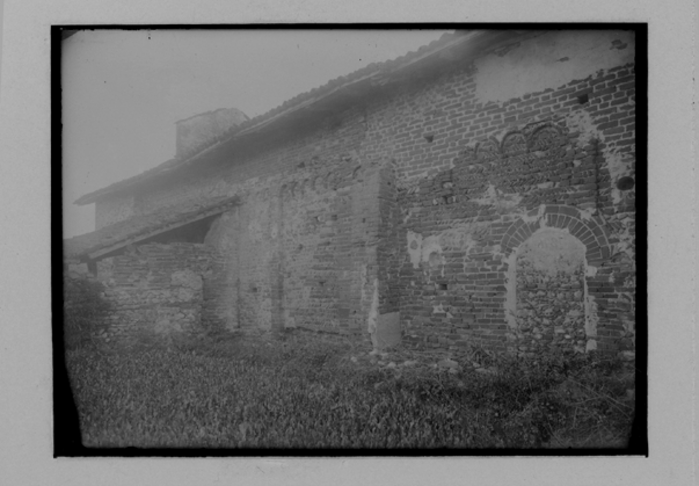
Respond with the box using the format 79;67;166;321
62;29;452;237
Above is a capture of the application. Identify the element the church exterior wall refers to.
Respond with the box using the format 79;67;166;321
93;31;637;353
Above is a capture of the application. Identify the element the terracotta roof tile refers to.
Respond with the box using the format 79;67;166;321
65;195;240;259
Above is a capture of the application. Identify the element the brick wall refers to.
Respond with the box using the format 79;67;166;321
96;243;219;343
92;31;636;354
201;154;385;334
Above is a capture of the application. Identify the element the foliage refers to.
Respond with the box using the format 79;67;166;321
65;333;636;448
63;273;111;350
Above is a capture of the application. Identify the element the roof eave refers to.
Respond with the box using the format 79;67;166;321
74;30;519;206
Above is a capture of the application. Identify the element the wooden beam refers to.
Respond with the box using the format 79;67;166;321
87;204;235;261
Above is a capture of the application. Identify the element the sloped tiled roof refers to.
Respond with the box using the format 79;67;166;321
64;195;240;260
75;30;522;205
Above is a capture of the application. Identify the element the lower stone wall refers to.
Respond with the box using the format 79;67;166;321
96;243;215;344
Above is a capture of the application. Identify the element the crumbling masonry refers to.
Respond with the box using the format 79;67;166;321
65;30;638;355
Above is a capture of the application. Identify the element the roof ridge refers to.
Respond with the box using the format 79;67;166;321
75;30;484;205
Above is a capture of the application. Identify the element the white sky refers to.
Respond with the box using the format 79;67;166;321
62;29;452;237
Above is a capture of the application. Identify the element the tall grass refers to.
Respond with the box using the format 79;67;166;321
65;332;636;449
63;272;111;349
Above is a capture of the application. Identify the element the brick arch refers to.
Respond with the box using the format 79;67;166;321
500;130;527;157
525;122;566;152
501;205;611;266
474;137;501;161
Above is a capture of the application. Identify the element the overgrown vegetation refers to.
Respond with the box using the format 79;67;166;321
63;272;111;350
65;331;636;449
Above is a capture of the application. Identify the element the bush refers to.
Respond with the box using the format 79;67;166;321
63;272;111;350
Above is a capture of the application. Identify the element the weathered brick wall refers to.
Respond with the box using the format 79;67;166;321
365;31;636;354
92;30;636;354
202;155;384;334
96;243;219;343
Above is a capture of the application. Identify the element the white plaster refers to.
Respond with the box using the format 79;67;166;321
519;204;547;224
406;230;423;268
434;223;487;253
367;277;379;348
420;235;443;264
565;110;598;145
578;207;597;220
583;259;599;342
473;31;635;104
503;251;518;330
471;183;523;211
565;104;635;205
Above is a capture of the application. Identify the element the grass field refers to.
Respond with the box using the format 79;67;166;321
65;331;637;449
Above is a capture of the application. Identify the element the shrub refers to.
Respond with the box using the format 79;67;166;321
63;272;111;350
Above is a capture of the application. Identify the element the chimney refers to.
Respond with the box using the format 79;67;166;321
175;107;248;159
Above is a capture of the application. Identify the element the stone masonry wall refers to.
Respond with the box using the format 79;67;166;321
93;31;636;353
96;243;218;343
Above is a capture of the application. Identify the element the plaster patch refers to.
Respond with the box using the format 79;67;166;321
565;106;635;205
518;205;547;224
578;207;597;221
474;31;635;104
420;236;443;265
367;278;379;347
606;152;635;204
503;251;518;330
565;110;599;146
584;294;599;338
437;224;490;258
583;259;599;343
406;231;423;268
472;184;523;212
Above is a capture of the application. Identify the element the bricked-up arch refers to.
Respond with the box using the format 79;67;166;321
502;204;614;353
515;229;587;353
501;205;611;266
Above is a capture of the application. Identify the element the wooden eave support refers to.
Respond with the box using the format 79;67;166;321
86;203;235;261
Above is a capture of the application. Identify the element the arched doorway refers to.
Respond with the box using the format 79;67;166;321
514;228;587;354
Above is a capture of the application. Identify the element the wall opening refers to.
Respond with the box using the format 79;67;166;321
514;228;587;354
